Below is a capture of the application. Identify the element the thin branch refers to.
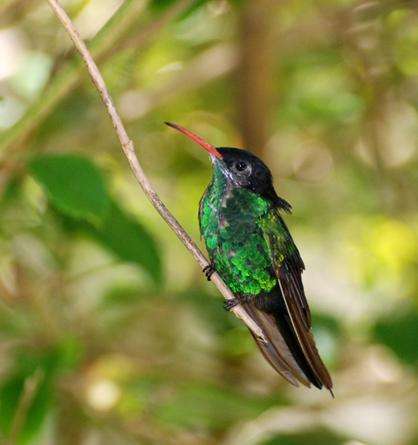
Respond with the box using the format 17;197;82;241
46;0;267;344
0;0;192;197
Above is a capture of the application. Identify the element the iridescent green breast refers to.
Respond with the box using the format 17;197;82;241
199;169;277;295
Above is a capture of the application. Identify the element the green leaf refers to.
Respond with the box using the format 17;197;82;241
32;153;163;284
29;154;110;224
88;203;162;284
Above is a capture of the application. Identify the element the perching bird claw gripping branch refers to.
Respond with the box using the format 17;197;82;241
46;0;268;346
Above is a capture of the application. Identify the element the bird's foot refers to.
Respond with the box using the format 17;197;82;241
223;298;240;311
203;262;215;281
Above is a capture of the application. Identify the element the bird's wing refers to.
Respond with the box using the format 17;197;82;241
242;301;311;387
260;208;333;392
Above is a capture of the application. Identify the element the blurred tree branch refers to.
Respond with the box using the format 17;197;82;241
45;0;267;344
237;0;277;156
0;0;33;21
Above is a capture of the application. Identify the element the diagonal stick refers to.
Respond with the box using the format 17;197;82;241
46;0;267;344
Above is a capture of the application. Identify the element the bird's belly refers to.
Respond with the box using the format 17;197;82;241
211;225;277;296
199;186;277;296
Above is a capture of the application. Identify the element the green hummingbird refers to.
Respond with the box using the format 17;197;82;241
166;122;333;394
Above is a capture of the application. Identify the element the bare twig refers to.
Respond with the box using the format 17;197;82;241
46;0;267;343
0;0;192;197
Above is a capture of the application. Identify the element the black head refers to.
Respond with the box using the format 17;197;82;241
165;122;292;211
216;146;274;194
216;147;292;211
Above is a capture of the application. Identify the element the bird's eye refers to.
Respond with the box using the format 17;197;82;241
235;161;247;172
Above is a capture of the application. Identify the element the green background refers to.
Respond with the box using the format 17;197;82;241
0;0;417;444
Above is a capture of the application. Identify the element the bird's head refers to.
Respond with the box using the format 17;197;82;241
165;122;292;212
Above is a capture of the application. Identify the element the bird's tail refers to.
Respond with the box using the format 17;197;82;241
243;301;333;396
242;302;311;387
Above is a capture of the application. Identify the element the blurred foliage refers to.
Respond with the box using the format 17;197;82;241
0;338;81;444
262;429;349;445
29;154;111;223
0;0;417;444
374;308;418;368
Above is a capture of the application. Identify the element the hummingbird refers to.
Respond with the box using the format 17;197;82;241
166;122;333;394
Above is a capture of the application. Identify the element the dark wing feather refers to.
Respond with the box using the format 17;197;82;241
261;209;333;392
242;302;311;387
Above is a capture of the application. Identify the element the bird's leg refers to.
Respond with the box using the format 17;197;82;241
202;261;215;281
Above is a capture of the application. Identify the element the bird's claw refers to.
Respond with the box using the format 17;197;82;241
223;298;239;311
203;263;215;281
